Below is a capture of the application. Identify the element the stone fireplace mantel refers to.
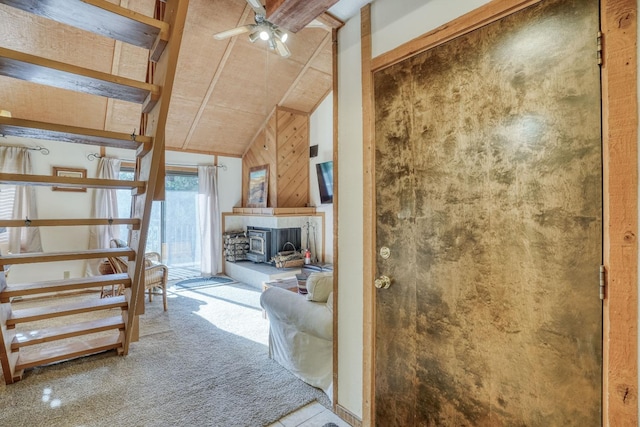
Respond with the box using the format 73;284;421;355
231;207;317;216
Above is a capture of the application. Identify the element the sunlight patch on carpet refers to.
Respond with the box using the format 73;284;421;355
189;284;268;346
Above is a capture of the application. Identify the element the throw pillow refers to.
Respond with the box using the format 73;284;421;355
305;272;333;302
326;291;334;313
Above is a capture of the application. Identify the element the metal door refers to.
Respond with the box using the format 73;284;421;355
373;0;602;425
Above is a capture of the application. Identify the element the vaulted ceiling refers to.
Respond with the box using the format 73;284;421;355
0;0;341;158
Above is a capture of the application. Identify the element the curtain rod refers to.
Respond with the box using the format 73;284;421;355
26;146;50;155
0;144;50;155
91;154;227;171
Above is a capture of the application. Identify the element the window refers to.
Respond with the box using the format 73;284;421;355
117;169;200;269
0;184;15;250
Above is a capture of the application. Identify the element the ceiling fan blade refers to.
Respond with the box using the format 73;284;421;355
274;37;291;58
214;25;254;40
246;0;266;15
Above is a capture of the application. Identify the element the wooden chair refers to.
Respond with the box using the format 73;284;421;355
101;240;169;311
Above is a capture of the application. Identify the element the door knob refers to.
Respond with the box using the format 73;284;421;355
374;275;392;289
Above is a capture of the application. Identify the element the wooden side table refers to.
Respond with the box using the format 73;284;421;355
262;277;299;318
262;277;299;293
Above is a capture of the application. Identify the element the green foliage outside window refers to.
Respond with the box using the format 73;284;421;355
166;173;198;192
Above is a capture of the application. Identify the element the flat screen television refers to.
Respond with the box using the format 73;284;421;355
316;161;333;204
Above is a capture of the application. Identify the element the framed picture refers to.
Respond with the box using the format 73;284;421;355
52;167;87;192
247;164;269;208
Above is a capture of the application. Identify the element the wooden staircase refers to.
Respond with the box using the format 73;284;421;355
0;0;189;384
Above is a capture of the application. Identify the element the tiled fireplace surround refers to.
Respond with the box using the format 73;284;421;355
221;212;325;288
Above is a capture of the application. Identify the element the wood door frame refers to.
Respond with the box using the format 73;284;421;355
361;0;638;426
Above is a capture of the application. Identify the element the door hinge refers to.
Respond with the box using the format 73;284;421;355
599;265;606;300
597;31;603;66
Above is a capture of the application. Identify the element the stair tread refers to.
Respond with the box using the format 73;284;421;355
9;296;127;326
15;334;122;371
0;0;187;386
0;247;135;266
11;315;125;350
0;218;140;229
0;116;150;150
0;0;168;50
0;172;145;191
0;47;159;105
1;274;131;302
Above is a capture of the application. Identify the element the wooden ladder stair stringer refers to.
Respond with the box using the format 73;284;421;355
0;275;20;383
122;0;190;354
0;0;190;384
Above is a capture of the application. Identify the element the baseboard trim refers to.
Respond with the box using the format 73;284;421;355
336;404;362;427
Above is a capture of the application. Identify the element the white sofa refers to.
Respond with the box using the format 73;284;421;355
260;272;333;398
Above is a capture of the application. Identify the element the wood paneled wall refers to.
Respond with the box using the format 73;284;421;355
242;106;309;207
276;108;309;207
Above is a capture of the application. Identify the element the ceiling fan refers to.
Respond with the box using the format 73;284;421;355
214;0;291;58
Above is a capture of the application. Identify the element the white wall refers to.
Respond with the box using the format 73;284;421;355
3;137;97;283
336;11;365;417
218;157;242;213
2;134;242;283
336;0;491;418
309;94;334;264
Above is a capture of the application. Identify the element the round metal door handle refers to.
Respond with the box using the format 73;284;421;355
374;275;392;289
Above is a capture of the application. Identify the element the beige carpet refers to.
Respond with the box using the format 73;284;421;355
0;282;330;426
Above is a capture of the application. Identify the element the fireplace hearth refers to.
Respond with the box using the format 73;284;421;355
246;226;301;264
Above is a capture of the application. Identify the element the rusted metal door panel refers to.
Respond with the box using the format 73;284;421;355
374;0;602;425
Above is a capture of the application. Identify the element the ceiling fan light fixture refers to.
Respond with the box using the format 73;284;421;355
249;31;260;43
274;29;288;43
213;0;290;58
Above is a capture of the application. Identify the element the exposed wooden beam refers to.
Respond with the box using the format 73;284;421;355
266;0;339;33
316;11;344;30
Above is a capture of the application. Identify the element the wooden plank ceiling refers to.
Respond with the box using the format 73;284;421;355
0;0;335;158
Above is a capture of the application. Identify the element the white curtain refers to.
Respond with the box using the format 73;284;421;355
86;157;121;276
197;165;221;276
0;146;42;253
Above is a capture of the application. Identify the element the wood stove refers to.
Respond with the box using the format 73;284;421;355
246;226;301;264
246;227;271;263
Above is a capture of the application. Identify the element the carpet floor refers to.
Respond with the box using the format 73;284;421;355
0;282;330;427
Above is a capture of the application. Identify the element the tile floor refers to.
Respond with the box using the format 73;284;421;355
268;401;351;427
